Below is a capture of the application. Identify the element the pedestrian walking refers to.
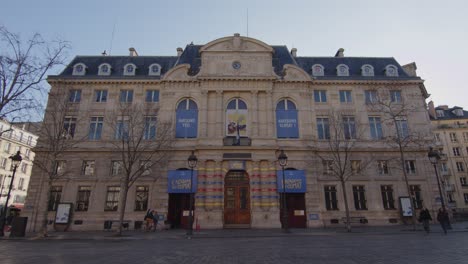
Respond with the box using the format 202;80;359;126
152;210;159;232
418;207;432;233
144;209;154;232
437;208;450;235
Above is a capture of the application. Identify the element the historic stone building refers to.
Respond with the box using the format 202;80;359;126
24;34;439;231
429;103;468;210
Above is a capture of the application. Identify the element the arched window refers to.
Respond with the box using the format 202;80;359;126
336;64;349;76
123;63;137;76
312;64;324;77
175;99;198;138
148;63;161;76
385;65;399;77
361;64;374;77
72;63;87;76
226;98;247;137
98;63;112;76
276;99;299;138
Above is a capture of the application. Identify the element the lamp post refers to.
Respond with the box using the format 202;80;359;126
0;151;22;237
428;147;446;211
277;149;289;233
187;150;198;238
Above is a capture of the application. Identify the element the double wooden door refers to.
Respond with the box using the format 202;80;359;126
224;171;251;227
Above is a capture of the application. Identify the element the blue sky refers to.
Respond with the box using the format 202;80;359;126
2;0;467;109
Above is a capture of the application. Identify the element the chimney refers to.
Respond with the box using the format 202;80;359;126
334;48;344;57
291;48;297;58
177;47;183;56
402;62;417;77
428;101;436;119
129;47;138;56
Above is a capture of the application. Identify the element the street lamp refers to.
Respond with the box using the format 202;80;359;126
0;151;22;237
187;150;198;238
277;149;289;233
428;147;445;211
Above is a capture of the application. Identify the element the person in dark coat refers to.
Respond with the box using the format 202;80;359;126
144;209;154;232
418;207;432;233
437;208;450;234
152;210;159;232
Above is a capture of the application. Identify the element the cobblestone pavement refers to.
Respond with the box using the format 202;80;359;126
1;226;467;264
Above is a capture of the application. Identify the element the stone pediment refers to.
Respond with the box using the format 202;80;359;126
198;33;277;79
163;64;197;81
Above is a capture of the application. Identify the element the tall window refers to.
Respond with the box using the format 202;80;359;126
20;163;27;173
316;118;330;140
390;90;402;103
381;185;395;210
226;98;248;138
135;186;149;211
456;162;464;172
343;116;356;139
323;160;333;175
314;90;327;103
324;185;338;210
76;186;91;211
450;133;458;142
410;185;423;209
111;161;123;176
276;99;298;138
453;147;461;156
69;89;81;103
176;99;198;138
352;185;367;210
378;160;389;175
464;193;468;204
395;117;409;138
339;90;352;103
89;117;104;140
365;90;378;104
63;117;77;138
115;120;129;140
3;142;10;153
463;132;468;142
144;116;157;140
27;136;33;145
351;160;361;174
48;186;62;211
460;177;467;186
0;158;7;168
95;90;108;102
145;90;160;102
82;161;95;176
55;160;66;174
119;90;134;103
18;178;25;190
405;160;416;174
369;117;383;139
105;186;120;211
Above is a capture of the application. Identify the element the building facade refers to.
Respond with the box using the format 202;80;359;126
0;120;38;211
429;103;468;210
24;34;439;231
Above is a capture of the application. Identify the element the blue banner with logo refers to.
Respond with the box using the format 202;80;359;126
276;170;306;193
176;110;198;138
168;170;198;193
276;110;299;138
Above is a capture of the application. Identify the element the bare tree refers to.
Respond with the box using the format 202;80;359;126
312;110;373;232
368;88;431;230
0;26;69;120
107;103;173;236
31;88;85;237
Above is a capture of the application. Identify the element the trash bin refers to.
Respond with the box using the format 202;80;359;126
10;217;28;237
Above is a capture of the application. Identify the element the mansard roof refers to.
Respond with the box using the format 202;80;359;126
431;106;468;120
53;37;420;81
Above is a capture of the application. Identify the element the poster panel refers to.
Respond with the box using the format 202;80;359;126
226;109;247;137
55;203;72;224
276;110;299;138
168;170;198;193
176;110;198;138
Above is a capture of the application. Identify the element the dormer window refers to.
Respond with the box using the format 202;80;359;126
148;63;161;76
124;63;137;76
385;65;399;77
311;64;324;77
98;63;112;76
436;110;445;118
72;63;87;76
336;64;349;76
453;109;464;117
361;64;374;76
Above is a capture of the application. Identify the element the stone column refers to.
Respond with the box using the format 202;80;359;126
200;90;208;137
216;91;224;138
251;91;259;137
266;90;274;137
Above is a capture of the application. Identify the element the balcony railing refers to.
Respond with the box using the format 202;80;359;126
223;137;251;146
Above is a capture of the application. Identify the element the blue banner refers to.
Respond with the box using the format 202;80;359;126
276;110;299;138
167;170;198;193
276;170;306;193
176;110;198;138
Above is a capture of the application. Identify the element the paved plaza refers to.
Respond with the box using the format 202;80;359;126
1;224;467;264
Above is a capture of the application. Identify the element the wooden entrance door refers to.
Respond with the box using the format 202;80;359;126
280;193;307;228
224;171;251;227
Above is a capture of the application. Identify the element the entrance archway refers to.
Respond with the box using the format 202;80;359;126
224;170;251;228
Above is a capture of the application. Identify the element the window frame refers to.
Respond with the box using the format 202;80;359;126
94;90;108;102
324;185;338;210
381;185;395;210
104;186;120;211
88;117;104;140
119;90;134;103
314;90;327;103
135;186;149;211
48;186;62;211
339;90;352;103
352;185;367;210
369;116;383;140
68;89;82;103
76;186;91;211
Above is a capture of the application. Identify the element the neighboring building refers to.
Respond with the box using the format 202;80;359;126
24;34;438;231
429;102;468;210
0;120;38;210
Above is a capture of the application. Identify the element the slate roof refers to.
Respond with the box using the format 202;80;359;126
53;42;419;81
431;106;468;120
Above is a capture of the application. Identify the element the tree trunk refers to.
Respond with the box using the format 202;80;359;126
40;179;52;237
117;180;129;236
341;179;351;232
398;144;418;231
